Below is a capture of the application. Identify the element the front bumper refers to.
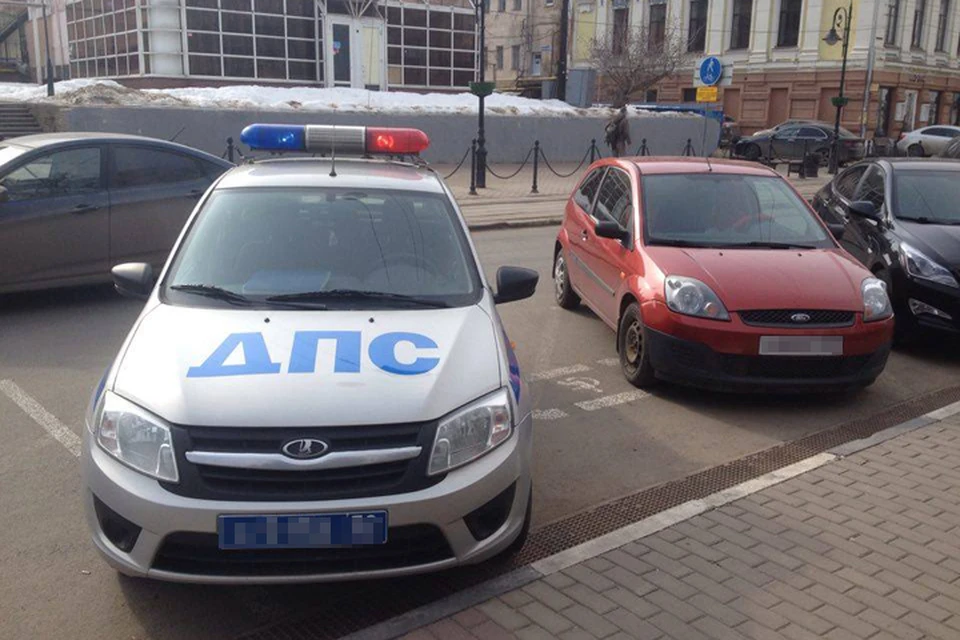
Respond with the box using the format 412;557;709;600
82;413;532;584
642;302;893;392
892;273;960;334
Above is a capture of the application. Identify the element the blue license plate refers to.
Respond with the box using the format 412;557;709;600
218;512;388;549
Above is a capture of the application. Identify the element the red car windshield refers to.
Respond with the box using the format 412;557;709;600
642;174;834;249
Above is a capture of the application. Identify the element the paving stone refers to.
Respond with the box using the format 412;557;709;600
718;557;774;588
602;549;654;577
674;536;727;563
888;591;951;623
721;577;780;608
453;608;489;628
516;625;561;640
816;531;871;558
645;589;704;623
644;536;690;560
672;520;722;546
647;611;710;640
468;620;516;640
518;602;574;635
778;623;828;640
857;608;923;640
814;604;879;638
400;629;437;640
735;620;790;640
606;607;662;639
501;589;535;609
769;602;834;636
584;557;615;574
728;598;789;631
563;604;620;638
805;584;865;616
780;529;832;555
641;551;692;578
544;572;577;590
691;616;751;640
425;619;475;640
755;561;815;591
603;587;659;619
785;545;844;573
765;582;822;612
564;564;617;593
563;584;618;615
524;581;576;612
603;566;656;597
833;567;893;596
559;628;599;640
687;593;747;627
478;599;532;631
715;541;766;568
876;569;937;601
683;571;738;604
643;569;697;600
901;612;960;640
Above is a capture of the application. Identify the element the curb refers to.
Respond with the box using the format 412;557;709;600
467;217;563;231
345;398;960;640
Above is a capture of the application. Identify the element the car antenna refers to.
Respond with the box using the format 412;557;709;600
329;126;338;178
168;126;186;142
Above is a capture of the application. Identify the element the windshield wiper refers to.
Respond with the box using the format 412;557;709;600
267;289;451;308
738;241;819;250
898;216;960;225
649;239;818;250
169;284;252;306
649;239;726;248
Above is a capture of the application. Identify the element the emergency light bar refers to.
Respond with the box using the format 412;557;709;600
239;124;430;156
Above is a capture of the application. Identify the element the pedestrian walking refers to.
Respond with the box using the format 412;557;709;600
604;106;632;158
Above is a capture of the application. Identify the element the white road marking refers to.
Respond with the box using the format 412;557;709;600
597;357;620;367
0;379;82;458
556;377;603;393
532;408;569;421
575;390;648;411
527;364;591;382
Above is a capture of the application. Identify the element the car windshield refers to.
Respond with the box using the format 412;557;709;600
642;174;834;249
164;187;482;308
894;171;960;223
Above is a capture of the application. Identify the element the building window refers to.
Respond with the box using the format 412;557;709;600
885;0;900;45
496;45;504;69
687;0;707;52
649;1;666;51
545;0;555;6
612;8;629;55
498;0;506;12
511;44;520;70
777;0;802;47
645;89;658;103
682;88;697;102
730;0;752;50
387;4;478;90
935;0;949;51
912;0;927;48
514;0;522;9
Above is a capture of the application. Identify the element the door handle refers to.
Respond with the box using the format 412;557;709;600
72;203;98;214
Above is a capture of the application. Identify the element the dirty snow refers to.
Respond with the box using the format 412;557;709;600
0;78;692;118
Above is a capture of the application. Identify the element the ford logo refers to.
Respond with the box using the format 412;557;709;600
281;438;329;460
790;313;812;323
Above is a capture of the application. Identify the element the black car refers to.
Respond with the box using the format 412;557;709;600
813;158;960;338
735;122;865;165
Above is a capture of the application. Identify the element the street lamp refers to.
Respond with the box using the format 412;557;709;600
823;1;852;174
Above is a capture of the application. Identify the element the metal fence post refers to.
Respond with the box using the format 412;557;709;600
640;138;649;156
226;137;235;163
590;139;597;163
469;139;478;196
531;141;540;194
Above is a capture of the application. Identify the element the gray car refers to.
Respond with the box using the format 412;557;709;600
0;133;232;294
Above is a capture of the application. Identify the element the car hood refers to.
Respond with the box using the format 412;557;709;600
647;247;866;311
112;303;502;427
895;220;960;268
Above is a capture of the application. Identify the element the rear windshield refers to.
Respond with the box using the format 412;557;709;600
894;171;960;223
642;174;833;249
164;187;482;308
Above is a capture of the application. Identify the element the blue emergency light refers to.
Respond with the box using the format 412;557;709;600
239;124;430;155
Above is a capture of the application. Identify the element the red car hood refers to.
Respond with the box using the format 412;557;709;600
648;247;866;311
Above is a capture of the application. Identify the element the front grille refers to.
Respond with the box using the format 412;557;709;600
161;423;444;501
739;309;855;328
720;354;872;379
152;525;453;577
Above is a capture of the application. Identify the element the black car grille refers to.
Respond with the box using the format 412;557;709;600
152;525;453;577
161;422;444;501
739;310;855;328
720;354;872;379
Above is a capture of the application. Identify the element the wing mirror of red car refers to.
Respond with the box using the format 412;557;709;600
595;220;630;245
112;262;155;300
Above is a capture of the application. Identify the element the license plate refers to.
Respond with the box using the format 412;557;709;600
759;336;843;356
218;512;387;549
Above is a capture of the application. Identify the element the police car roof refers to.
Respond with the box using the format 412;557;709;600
215;158;445;193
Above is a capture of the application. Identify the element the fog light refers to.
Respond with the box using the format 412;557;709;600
908;298;952;320
464;483;516;541
93;495;141;552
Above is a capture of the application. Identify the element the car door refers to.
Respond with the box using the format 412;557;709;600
798;126;831;156
107;144;215;268
0;145;109;291
923;127;960;155
564;167;606;304
815;163;873;265
771;125;802;159
588;167;634;324
848;165;890;270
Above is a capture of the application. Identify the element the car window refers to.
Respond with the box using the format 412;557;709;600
856;166;885;209
112;146;208;188
164;187;482;306
574;168;605;213
928;127;960;138
594;169;632;227
0;147;101;201
834;165;868;200
777;126;802;137
642;174;832;249
799;127;828;140
893;171;960;223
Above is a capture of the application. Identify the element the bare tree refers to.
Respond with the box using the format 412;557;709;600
590;21;690;107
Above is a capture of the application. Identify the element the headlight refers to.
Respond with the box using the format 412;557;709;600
428;388;513;476
900;242;959;288
861;277;893;322
664;276;730;321
95;391;179;482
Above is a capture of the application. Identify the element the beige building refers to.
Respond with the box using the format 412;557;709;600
484;0;564;93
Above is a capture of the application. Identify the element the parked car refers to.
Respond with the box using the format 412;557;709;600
940;136;960;159
813;158;960;339
719;115;741;149
0;133;232;295
896;125;960;157
752;119;822;137
553;157;894;392
734;123;865;166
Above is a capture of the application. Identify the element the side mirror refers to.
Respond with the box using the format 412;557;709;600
493;266;539;305
849;200;882;223
0;186;9;203
112;263;154;300
826;223;846;240
595;220;629;243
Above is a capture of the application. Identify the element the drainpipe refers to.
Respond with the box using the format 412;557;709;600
860;0;881;138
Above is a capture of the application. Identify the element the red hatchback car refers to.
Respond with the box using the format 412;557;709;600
553;158;895;392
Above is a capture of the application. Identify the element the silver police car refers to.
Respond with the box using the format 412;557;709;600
82;124;538;583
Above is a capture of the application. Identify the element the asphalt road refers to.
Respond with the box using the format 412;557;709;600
4;225;960;640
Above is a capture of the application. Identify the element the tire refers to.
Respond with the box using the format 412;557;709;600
553;249;580;310
908;144;924;157
502;485;532;556
618;302;657;388
742;143;761;162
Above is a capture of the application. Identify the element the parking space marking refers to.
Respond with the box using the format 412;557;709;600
532;408;569;421
0;379;81;458
527;364;592;382
575;390;648;411
596;357;620;367
555;377;603;393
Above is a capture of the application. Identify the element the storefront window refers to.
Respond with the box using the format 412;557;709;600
386;2;477;90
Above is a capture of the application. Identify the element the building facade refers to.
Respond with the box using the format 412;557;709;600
484;0;562;94
576;0;960;137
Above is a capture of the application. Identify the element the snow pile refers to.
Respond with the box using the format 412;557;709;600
0;78;695;118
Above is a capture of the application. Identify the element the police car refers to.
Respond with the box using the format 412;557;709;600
81;124;539;583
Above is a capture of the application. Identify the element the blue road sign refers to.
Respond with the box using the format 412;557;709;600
699;56;723;86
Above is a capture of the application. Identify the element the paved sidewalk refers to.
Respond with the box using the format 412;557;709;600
397;416;960;640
